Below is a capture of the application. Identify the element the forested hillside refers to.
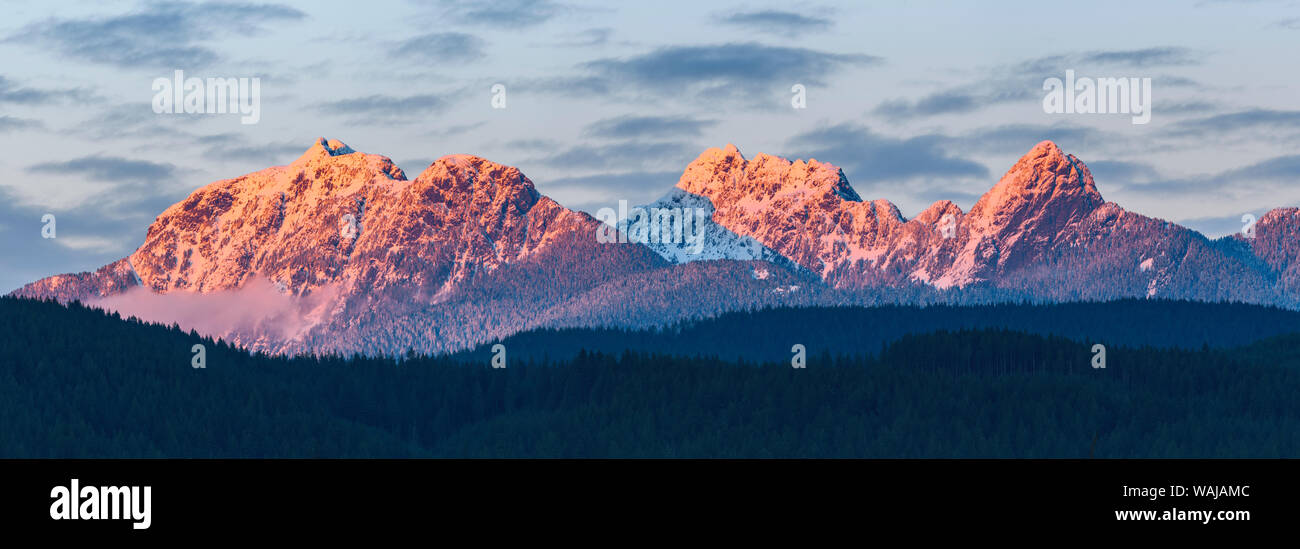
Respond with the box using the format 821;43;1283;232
2;297;1297;458
459;299;1300;363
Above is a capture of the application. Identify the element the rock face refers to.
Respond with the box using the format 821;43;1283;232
11;138;803;355
22;138;640;301
667;141;1104;289
13;138;1300;355
666;140;1293;306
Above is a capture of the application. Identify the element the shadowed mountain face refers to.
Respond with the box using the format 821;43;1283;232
12;138;1300;355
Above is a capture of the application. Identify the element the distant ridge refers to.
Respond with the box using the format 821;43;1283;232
13;139;1300;356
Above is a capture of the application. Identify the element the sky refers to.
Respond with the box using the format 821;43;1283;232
1;0;1299;293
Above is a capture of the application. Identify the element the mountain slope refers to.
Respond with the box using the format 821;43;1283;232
12;138;804;355
12;138;1300;356
673;140;1297;306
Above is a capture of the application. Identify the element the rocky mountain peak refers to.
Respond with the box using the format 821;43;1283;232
969;140;1102;224
677;145;860;203
412;154;540;213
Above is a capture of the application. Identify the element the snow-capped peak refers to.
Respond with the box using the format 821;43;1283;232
306;137;355;157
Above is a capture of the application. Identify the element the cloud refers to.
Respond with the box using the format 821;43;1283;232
1156;75;1203;88
872;77;1034;121
553;28;612;47
90;277;343;343
535;170;682;213
0;75;93;104
875;47;1202;120
0;115;44;132
1221;154;1300;181
392;32;487;63
435;0;567;28
194;133;307;164
715;10;834;37
1079;47;1200;67
1168;109;1300;136
1159;100;1219;115
1276;18;1300;30
7;2;306;68
1085;160;1162;184
318;93;454;122
948;123;1113;155
583;115;717;139
1113;154;1300;201
503;138;560;150
427;121;488;138
874;91;986;119
1016;47;1203;74
784;123;988;183
27;155;177;182
0;182;181;294
520;75;614;96
529;141;697;171
577;43;881;104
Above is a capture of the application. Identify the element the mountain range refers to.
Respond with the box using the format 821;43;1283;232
13;138;1300;356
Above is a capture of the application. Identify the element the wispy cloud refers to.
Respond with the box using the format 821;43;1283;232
574;43;880;105
948;123;1114;155
1168;109;1300;136
715;10;834;37
876;47;1203;120
583;115;717;139
553;28;612;48
391;32;487;63
427;121;488;138
1220;154;1300;181
875;91;991;119
435;0;567;28
1113;153;1300;199
1078;47;1200;67
0;75;93;104
785;123;988;183
1085;160;1162;184
0;116;44;132
7;1;306;68
28;155;177;182
194;133;307;164
537;170;682;213
318;93;456;122
530;141;696;171
503;138;561;150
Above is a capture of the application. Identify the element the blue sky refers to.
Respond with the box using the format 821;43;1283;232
2;0;1299;293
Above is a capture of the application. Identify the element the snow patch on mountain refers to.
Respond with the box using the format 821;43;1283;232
613;188;793;266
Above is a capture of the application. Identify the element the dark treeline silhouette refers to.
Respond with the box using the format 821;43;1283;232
456;299;1300;363
2;296;1297;458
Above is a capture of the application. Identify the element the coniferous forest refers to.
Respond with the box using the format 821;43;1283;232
1;296;1297;458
